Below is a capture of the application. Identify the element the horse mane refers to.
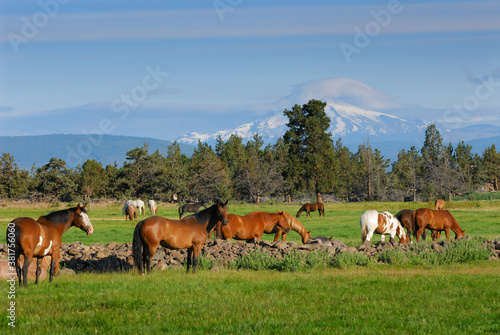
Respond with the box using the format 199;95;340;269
192;203;217;224
288;215;307;235
39;206;86;225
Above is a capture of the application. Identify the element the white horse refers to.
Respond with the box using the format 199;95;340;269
148;200;157;215
123;199;146;215
360;210;409;246
135;199;145;215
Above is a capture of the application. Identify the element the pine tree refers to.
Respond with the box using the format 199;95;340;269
283;99;335;203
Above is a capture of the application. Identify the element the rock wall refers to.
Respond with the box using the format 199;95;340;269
0;238;498;276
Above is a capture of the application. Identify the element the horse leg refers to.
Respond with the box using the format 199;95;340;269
273;230;282;242
22;255;32;287
444;228;451;241
186;248;193;273
35;258;41;285
145;245;157;274
16;256;23;286
191;245;202;274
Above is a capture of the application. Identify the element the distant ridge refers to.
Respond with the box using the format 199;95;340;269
0;134;195;170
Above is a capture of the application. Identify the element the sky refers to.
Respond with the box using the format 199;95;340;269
1;0;499;142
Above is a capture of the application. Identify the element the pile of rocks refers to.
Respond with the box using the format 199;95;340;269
0;237;497;275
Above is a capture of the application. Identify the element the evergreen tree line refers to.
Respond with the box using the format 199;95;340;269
1;100;499;203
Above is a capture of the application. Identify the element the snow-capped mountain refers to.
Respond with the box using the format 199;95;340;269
177;101;431;146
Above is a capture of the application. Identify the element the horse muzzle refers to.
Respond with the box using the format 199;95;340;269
221;219;229;226
86;226;94;236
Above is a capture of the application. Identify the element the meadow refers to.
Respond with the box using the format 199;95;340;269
1;200;499;334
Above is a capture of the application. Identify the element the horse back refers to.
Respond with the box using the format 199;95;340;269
11;217;55;256
141;216;205;249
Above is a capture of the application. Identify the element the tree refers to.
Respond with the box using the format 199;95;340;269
79;159;107;200
332;138;352;201
392;146;421;201
283;99;335;203
0;153;29;198
234;134;284;203
420;124;444;198
189;141;231;200
35;157;75;201
163;142;189;201
482;144;500;191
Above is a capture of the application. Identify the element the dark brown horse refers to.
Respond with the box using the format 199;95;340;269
413;208;465;242
133;200;228;274
8;204;94;287
263;211;311;244
125;204;137;221
218;211;290;242
178;201;208;219
296;202;324;218
395;209;427;242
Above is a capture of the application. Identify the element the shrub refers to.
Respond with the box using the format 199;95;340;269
331;251;373;269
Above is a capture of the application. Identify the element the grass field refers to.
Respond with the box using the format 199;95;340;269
1;200;499;334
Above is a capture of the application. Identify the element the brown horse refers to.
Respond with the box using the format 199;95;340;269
125;204;137;221
395;209;427;242
8;204;94;287
264;212;311;244
218;211;290;242
434;199;445;210
296;202;324;218
133;200;228;274
178;201;208;219
413;208;465;242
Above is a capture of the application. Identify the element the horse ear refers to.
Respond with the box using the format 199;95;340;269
307;230;311;234
223;199;228;206
279;211;284;214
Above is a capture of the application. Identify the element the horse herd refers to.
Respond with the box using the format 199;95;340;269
6;199;465;287
360;199;466;246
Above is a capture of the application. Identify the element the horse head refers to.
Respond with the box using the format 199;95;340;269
216;199;229;226
74;203;94;236
277;211;291;233
396;225;410;244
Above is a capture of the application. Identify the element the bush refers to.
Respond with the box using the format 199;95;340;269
331;251;373;268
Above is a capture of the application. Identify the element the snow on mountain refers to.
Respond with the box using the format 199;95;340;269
177;101;431;146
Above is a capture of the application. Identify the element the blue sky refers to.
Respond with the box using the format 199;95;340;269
1;0;499;141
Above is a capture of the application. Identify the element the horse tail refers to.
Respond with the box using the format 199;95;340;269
360;213;368;243
132;220;145;273
411;210;418;240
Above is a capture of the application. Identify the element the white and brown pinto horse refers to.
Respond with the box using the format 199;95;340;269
360;210;410;246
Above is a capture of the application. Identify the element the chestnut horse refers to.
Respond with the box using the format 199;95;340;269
218;211;290;242
178;201;207;219
125;204;137;221
296;202;325;218
434;199;445;210
8;204;94;287
360;210;409;246
133;200;228;274
395;209;427;242
264;212;311;244
413;208;465;242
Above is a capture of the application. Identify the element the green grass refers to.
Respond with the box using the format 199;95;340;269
1;263;499;334
1;200;500;246
1;201;499;334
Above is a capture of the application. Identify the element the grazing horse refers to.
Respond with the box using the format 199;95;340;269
8;204;93;287
296;202;325;218
264;212;311;244
413;208;465;242
178;201;208;219
123;199;145;216
434;199;445;210
218;211;290;242
135;199;145;215
125;204;137;221
360;210;409;246
133;200;229;274
395;209;427;242
148;200;158;214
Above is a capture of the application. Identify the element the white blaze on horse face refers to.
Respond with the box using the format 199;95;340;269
81;212;94;235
